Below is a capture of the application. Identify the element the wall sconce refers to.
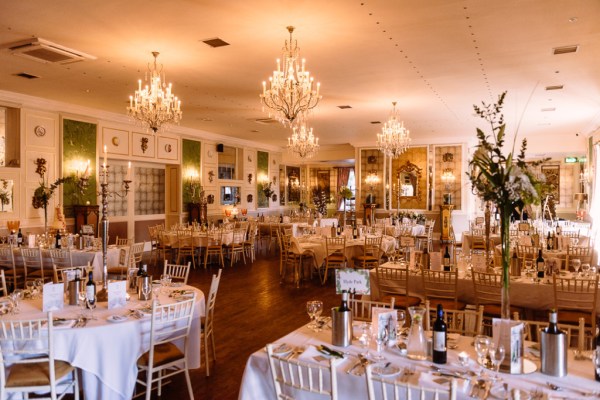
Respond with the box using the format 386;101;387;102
365;171;380;192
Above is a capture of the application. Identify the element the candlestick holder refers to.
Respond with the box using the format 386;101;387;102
96;164;131;301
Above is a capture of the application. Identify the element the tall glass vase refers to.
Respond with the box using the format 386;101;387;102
499;205;511;319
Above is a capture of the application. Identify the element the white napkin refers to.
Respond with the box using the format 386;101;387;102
418;371;469;393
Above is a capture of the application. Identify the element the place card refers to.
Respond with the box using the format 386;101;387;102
28;234;36;248
108;280;127;309
43;282;64;312
472;254;487;271
335;268;370;295
430;252;442;271
492;318;525;373
371;307;397;342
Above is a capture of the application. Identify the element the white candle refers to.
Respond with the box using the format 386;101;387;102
126;161;131;181
103;145;107;166
83;160;89;178
458;351;469;366
103;162;107;184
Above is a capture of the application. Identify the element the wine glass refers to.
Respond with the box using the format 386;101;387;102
474;335;491;367
489;342;505;382
34;279;43;298
582;263;591;277
389;254;395;264
152;284;161;305
306;300;322;329
359;323;372;356
141;284;152;307
396;310;406;335
313;301;324;330
86;293;97;320
25;281;35;298
372;327;388;360
572;259;581;277
78;290;87;318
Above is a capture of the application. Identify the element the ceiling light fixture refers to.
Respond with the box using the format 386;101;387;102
287;114;319;159
260;26;321;127
376;101;411;158
127;52;182;133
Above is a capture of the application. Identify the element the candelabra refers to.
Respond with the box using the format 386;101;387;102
96;164;131;301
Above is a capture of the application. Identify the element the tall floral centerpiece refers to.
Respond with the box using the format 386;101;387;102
338;186;352;227
467;92;546;319
31;158;74;234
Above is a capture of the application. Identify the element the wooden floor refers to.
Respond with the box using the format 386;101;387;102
138;244;342;400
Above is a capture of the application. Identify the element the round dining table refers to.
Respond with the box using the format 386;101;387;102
2;285;205;400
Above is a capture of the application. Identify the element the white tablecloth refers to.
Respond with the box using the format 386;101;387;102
239;322;598;399
7;285;205;400
384;224;425;237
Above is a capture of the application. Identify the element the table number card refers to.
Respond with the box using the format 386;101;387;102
28;234;36;248
43;282;64;312
108;281;127;309
371;307;397;343
430;252;442;271
335;268;370;295
492;318;525;373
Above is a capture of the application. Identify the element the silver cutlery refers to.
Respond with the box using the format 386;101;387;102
546;382;600;397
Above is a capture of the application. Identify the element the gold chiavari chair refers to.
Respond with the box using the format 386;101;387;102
421;269;465;310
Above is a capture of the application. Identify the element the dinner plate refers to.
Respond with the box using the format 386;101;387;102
272;343;293;355
490;386;530;399
171;282;184;288
107;315;128;323
372;364;401;377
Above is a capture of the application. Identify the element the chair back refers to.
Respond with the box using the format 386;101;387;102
204;269;222;341
129;242;145;269
20;247;44;281
325;236;346;257
177;230;193;248
49;248;72;269
376;265;410;297
366;363;456;400
364;236;383;257
0;246;19;287
266;343;340;400
424;300;483;336
164;260;191;285
115;236;133;247
349;294;395;322
471;270;503;306
553;274;598;331
421;269;460;309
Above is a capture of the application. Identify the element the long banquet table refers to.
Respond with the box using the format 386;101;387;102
239;320;598;399
6;285;205;400
369;262;600;310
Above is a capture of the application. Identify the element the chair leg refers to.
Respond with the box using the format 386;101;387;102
184;361;194;399
205;334;210;376
73;370;80;400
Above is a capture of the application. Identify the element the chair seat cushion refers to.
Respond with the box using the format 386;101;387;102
325;255;346;262
428;298;466;310
380;294;421;308
137;343;184;368
353;256;378;262
6;360;74;388
557;310;593;326
481;303;522;317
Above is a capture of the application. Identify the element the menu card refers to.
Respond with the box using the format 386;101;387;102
371;307;397;343
43;282;64;312
492;318;525;373
472;254;487;271
28;234;36;248
108;280;127;309
430;252;442;271
335;268;370;295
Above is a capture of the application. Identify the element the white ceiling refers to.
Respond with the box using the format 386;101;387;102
0;0;598;155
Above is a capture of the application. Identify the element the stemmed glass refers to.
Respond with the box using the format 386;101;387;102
572;259;581;277
582;263;591;277
359;323;372;356
372;327;388;360
86;293;97;320
306;300;323;329
25;281;35;298
474;335;491;367
78;291;87;318
160;274;171;294
489;342;506;382
396;310;406;336
141;283;152;307
152;284;161;305
389;254;395;264
34;279;43;299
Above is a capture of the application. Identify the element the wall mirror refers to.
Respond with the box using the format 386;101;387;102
396;161;422;200
217;145;243;180
0;106;20;168
220;186;240;205
286;166;301;204
0;179;13;212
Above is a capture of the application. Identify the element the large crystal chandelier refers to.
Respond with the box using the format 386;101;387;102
287;115;319;159
260;26;321;127
127;52;182;133
376;102;411;158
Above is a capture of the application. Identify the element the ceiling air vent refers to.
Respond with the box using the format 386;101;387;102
202;38;230;48
541;107;556;112
545;85;564;91
552;45;578;55
1;38;96;64
370;121;381;124
254;118;278;124
337;105;352;109
14;72;39;79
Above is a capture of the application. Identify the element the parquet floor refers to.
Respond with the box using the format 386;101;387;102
140;244;341;400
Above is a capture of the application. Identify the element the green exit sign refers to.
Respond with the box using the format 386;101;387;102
564;157;579;163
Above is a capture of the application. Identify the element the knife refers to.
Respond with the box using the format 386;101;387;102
345;360;361;374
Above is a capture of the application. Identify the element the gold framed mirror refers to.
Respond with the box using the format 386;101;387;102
396;161;422;201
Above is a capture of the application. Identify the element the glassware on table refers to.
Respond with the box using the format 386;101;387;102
141;283;152;306
581;263;591;277
489;342;505;380
34;279;43;298
160;274;172;294
474;335;491;367
152;284;161;305
306;300;323;329
25;281;35;297
572;259;581;277
359;323;372;355
396;310;406;335
389;254;395;264
372;327;388;360
86;294;97;320
78;291;87;318
406;306;427;360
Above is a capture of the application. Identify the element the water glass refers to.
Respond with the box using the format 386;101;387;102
306;300;322;329
582;263;591;277
359;323;372;355
489;342;505;377
152;284;161;305
372;328;388;360
396;310;406;335
474;335;491;366
572;259;581;276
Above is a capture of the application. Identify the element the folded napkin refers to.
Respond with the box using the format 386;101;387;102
298;345;345;363
418;371;469;393
43;318;77;329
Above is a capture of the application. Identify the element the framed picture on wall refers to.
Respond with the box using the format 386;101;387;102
541;165;560;204
316;170;330;199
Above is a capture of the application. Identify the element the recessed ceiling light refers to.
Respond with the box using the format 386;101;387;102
545;85;564;91
541;107;556;112
250;129;259;133
14;72;39;79
337;105;352;109
568;17;578;23
201;38;230;48
552;45;578;55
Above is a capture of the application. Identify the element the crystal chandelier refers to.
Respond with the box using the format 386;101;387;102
260;26;321;127
127;52;182;133
376;102;411;158
287;116;319;159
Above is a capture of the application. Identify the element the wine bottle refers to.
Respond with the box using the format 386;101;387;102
432;304;447;364
337;223;342;236
137;263;146;277
331;223;337;237
279;213;283;223
443;246;451;270
352;223;358;239
510;248;520;276
86;270;96;308
16;228;22;247
547;232;552;250
55;230;62;249
422;247;430;269
546;309;560;334
339;290;350;312
536;249;545;280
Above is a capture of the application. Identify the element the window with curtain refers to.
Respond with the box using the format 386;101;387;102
337;167;355;211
